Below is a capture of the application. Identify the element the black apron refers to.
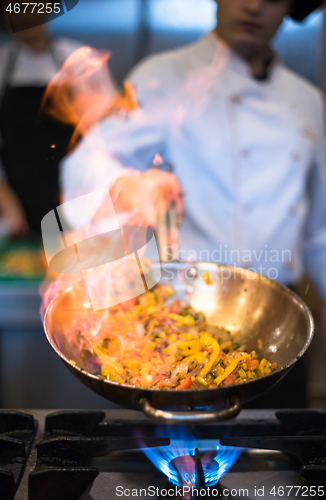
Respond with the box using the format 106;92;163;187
0;43;74;234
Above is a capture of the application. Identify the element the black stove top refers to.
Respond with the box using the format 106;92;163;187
0;409;325;500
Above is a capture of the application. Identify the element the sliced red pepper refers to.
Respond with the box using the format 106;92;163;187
223;374;236;386
176;374;191;390
247;359;259;371
151;375;166;386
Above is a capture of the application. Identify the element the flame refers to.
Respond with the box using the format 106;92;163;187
42;46;138;150
40;46;145;316
138;426;242;487
40;39;229;346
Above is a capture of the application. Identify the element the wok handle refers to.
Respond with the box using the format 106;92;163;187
138;397;241;424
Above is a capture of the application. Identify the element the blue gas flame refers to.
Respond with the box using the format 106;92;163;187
140;426;242;487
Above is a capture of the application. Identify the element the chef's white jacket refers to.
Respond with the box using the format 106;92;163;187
61;32;326;298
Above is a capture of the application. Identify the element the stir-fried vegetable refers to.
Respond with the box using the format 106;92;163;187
83;284;277;390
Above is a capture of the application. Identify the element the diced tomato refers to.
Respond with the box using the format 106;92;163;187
247;359;259;371
234;352;248;359
176;374;191;390
271;363;277;370
223;374;236;386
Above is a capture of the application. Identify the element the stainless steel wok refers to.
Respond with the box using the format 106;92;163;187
43;263;314;424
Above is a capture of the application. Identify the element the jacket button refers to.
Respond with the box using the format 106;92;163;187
289;205;299;215
240;148;251;158
291;151;301;161
231;95;243;104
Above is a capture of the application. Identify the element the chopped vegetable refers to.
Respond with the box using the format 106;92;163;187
75;284;278;390
176;374;191;390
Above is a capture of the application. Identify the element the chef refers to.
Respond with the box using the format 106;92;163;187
0;8;82;234
61;0;325;407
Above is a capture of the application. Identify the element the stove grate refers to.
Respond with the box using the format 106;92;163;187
1;409;326;500
29;411;170;500
0;412;36;500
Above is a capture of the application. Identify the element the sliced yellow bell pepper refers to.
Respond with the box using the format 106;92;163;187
159;313;196;327
140;363;152;388
101;368;124;383
144;305;157;315
178;340;202;357
214;359;238;386
182;352;206;364
123;360;140;372
163;341;180;355
214;354;250;386
198;334;220;378
259;358;267;371
180;333;196;341
168;333;178;343
93;347;124;374
139;291;156;308
216;365;225;376
181;315;196;327
160;313;182;322
141;342;156;357
164;338;202;357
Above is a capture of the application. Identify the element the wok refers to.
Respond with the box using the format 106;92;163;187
44;263;314;424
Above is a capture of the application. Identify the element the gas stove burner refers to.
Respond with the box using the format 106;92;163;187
140;425;241;488
170;450;218;486
1;409;326;500
157;449;231;500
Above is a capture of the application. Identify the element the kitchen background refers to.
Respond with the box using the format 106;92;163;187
0;0;325;410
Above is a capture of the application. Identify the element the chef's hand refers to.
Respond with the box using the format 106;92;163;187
96;169;184;228
0;182;29;237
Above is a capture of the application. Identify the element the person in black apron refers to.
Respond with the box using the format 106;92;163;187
0;12;76;235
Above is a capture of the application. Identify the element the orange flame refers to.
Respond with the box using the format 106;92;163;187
42;46;139;149
40;40;229;326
